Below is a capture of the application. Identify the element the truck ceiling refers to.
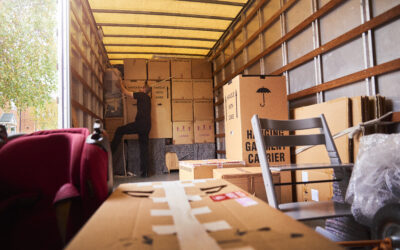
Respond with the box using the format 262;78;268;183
87;0;250;64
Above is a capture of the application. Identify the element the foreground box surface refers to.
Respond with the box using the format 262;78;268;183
179;159;246;180
67;179;342;250
213;167;281;203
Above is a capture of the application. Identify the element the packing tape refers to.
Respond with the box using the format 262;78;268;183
203;220;231;232
191;206;211;215
179;182;195;188
151;209;173;216
151;197;167;203
152;225;177;235
162;181;221;249
187;195;202;202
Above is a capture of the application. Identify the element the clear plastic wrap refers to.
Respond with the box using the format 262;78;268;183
346;133;400;226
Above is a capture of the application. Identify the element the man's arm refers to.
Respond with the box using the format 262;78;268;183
118;79;133;98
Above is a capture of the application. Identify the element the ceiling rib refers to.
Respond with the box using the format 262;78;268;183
177;0;245;6
98;23;225;32
108;52;206;57
92;9;234;21
103;34;218;42
105;44;210;50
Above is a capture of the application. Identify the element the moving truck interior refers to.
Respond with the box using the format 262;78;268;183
2;0;400;249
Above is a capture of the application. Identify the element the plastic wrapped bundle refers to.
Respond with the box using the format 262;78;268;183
346;133;400;226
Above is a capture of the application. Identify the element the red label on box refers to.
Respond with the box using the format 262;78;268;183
210;191;247;202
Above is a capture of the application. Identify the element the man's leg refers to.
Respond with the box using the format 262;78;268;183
110;122;140;154
138;132;150;177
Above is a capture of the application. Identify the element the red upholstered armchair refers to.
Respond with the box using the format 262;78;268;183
0;124;112;249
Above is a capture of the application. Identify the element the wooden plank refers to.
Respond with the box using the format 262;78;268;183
216;150;226;154
214;0;345;91
210;0;270;61
71;99;103;121
70;36;103;89
215;133;225;138
70;67;105;105
70;5;106;74
288;58;400;100
215;116;225;122
214;99;224;106
213;0;298;74
271;4;400;75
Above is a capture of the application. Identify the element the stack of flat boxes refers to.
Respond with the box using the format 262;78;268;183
171;59;214;144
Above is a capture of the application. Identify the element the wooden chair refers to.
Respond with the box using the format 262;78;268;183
251;114;353;221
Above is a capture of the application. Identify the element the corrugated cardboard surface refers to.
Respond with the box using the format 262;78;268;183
148;81;172;138
296;170;334;202
194;120;215;143
172;100;193;121
165;152;179;171
124;58;147;80
223;75;291;203
194;99;214;120
213;167;281;204
171;59;191;79
123;80;171;138
191;59;212;79
148;59;170;80
293;97;351;167
66;179;342;250
173;121;194;144
193;79;213;99
179;159;246;180
172;79;193;100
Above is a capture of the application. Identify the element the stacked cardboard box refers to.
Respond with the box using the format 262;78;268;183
104;117;124;141
171;59;214;144
123;79;172;139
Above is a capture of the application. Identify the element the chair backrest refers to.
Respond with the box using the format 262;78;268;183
251;114;341;208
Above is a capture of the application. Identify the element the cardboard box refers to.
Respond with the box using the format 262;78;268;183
165;152;179;172
293;97;351;168
223;75;291;203
172;79;193;100
172;121;193;144
124;59;147;80
296;170;334;202
148;81;172;138
194;120;215;143
172;100;193;121
148;59;170;80
193;99;214;120
66;179;341;250
193;79;213;99
123;80;145;124
191;59;212;79
123;80;172;138
171;59;191;79
213;167;281;203
179;159;246;180
105;117;124;141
